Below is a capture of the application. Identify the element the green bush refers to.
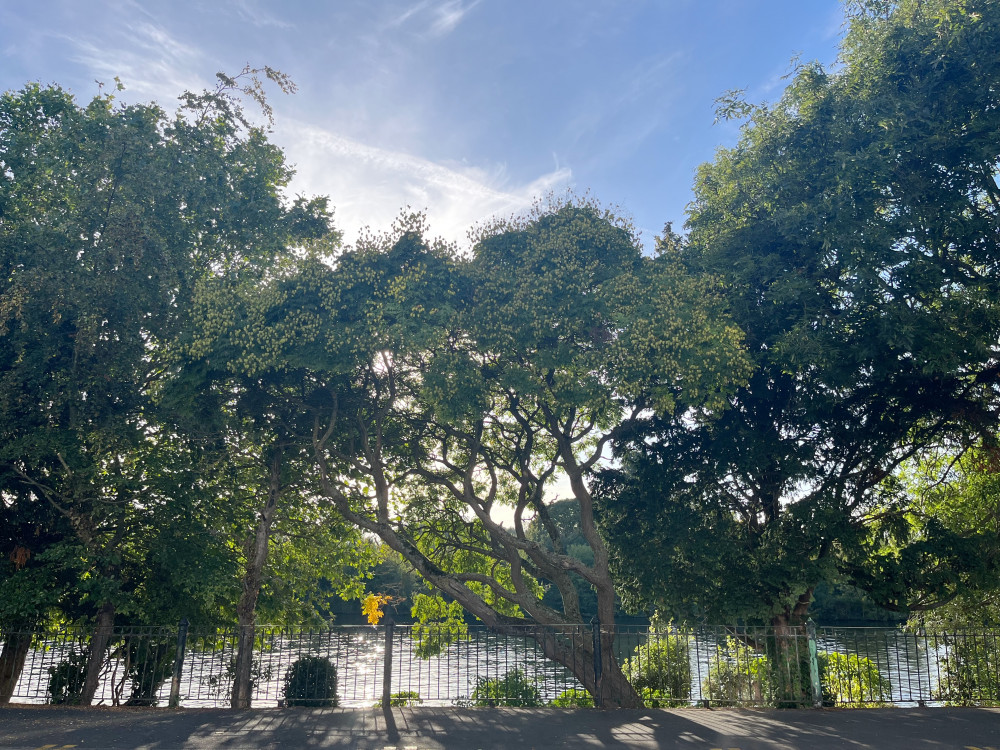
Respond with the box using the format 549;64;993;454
703;637;892;708
819;651;890;707
548;688;594;707
469;668;543;707
623;631;692;707
702;638;772;705
933;635;1000;707
47;649;89;705
376;690;423;707
282;656;338;707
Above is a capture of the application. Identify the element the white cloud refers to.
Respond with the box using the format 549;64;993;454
276;119;572;248
387;0;481;38
231;0;294;29
65;19;208;103
429;0;481;36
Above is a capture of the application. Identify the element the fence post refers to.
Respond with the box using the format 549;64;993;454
806;619;822;708
382;617;394;708
591;616;603;708
168;618;189;709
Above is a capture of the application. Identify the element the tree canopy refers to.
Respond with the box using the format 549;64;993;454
184;200;749;706
0;73;372;704
598;0;1000;626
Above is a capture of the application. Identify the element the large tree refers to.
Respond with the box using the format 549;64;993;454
0;70;336;703
598;0;1000;628
190;202;749;707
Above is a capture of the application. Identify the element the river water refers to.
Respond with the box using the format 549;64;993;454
5;625;986;707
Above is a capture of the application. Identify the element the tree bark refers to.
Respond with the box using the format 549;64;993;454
80;601;116;705
231;446;282;709
769;613;810;707
0;628;32;705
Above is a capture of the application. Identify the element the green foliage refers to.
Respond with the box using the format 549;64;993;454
282;656;338;707
375;690;423;707
703;637;891;707
525;500;603;617
703;638;772;706
468;668;543;707
933;634;1000;706
622;630;692;707
409;593;468;659
819;651;890;707
899;446;1000;629
548;688;594;707
123;637;175;706
47;649;89;705
0;71;341;640
600;0;1000;626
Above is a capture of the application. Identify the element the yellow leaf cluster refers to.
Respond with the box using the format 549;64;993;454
362;592;394;625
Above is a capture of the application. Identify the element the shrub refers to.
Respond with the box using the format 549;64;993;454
47;649;89;705
622;630;692;707
819;651;890;707
469;668;543;707
704;638;892;708
933;635;1000;707
282;656;338;707
376;690;423;707
702;638;772;705
548;688;594;707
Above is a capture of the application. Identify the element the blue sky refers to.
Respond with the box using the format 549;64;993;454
1;0;846;250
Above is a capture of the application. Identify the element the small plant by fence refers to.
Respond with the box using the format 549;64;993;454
1;621;998;708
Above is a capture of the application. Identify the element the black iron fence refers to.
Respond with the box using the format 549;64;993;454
2;622;998;708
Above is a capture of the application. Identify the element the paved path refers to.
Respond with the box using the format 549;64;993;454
1;705;999;749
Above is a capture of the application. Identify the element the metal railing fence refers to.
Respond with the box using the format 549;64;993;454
2;622;998;708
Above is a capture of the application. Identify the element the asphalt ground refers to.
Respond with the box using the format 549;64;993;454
1;705;999;750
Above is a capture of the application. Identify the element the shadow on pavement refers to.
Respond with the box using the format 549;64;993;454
1;705;999;749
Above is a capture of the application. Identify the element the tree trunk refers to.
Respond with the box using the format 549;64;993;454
769;614;809;707
231;447;282;709
0;628;32;705
529;624;642;709
80;601;116;705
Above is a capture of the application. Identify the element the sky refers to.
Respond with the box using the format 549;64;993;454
1;0;847;252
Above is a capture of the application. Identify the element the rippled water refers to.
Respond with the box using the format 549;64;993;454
4;626;983;708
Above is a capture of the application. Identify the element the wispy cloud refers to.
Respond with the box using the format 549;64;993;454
276;119;572;247
65;19;208;103
429;0;481;36
231;0;294;30
389;0;432;28
387;0;481;38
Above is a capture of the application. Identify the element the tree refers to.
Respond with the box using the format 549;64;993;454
190;201;749;707
598;0;1000;627
0;69;334;703
895;443;1000;629
158;360;378;707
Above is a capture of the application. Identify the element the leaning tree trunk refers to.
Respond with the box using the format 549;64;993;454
79;601;116;705
231;448;282;709
0;627;32;704
516;622;642;708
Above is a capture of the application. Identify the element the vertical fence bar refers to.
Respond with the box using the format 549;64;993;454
591;616;602;708
168;618;189;708
382;619;394;708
